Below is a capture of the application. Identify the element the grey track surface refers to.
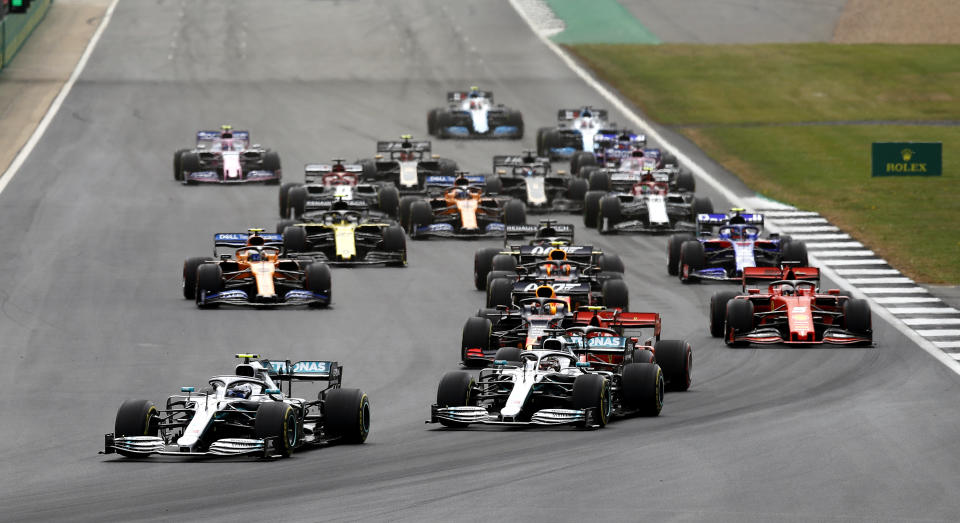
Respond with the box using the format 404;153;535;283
2;1;960;521
618;0;848;43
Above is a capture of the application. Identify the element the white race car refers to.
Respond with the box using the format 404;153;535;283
537;107;618;160
427;87;524;139
103;354;370;458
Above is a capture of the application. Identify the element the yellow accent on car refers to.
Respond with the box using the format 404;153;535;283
331;224;358;260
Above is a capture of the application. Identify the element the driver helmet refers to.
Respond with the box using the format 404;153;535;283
728;226;743;240
454;188;470;200
225;383;253;399
539;356;561;372
248;248;262;262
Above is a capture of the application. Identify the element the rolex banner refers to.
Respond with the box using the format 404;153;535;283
871;142;942;177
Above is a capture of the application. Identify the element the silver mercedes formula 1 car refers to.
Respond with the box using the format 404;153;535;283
103;354;370;458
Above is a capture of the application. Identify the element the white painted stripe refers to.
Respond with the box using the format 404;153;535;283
743;197;796;211
789;233;851;240
888;307;959;314
0;0;121;196
859;287;927;294
915;330;960;337
809;250;874;257
770;218;829;224
819;259;888;266
806;242;864;249
937;342;960;349
845;277;915;284
873;297;940;304
903;318;960;326
835;269;901;275
777;225;839;233
762;211;821;218
509;0;960;376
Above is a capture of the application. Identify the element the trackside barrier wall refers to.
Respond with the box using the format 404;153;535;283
0;0;52;70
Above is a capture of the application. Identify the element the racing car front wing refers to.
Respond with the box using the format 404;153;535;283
429;405;602;428
197;289;330;307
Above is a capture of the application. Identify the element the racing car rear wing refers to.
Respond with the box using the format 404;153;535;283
376;140;431;153
265;360;341;382
742;266;821;290
448;90;493;102
424;175;485;186
573;309;662;339
557;108;608;121
492;154;549;168
213;232;283;249
197;130;250;146
305;163;363;176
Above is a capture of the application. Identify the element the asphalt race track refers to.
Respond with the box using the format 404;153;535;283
1;1;959;521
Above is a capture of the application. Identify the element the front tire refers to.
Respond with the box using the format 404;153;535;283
436;371;475;427
710;291;739;337
182;257;213;299
255;402;298;458
572;374;611;427
667;233;695;276
304;262;332;308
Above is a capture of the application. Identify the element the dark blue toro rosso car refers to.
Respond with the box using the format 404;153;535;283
666;209;808;283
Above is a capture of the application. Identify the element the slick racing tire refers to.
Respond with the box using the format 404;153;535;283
278;183;298;218
182;257;213;300
324;388;371;444
620;363;664;416
663;151;678;167
598;195;623;231
629;348;655;364
287;186;308;219
359;158;377;181
255;402;298;458
602;279;629;310
486;270;517;290
725;299;755;347
781;240;809;266
654;339;692;392
667;233;695;276
438;158;458;177
304;263;332;308
195;264;223;308
474;247;501;290
491;254;516;272
678;241;706;283
692;197;714;216
436;371;475;427
844;299;872;338
503;200;526;226
382;225;407;266
676;170;695;193
542;129;562;158
283;225;308;253
173;149;189;181
378;186;401;219
485;176;503;195
571;151;596;176
584;191;604;228
494;347;523;365
427;108;440;136
486;277;514;308
398;196;419;232
114;399;159;457
572;374;611;428
179;152;200;185
598;253;625;274
435;111;454;139
408;200;434;238
276;219;295;234
536;127;551;156
261;151;282;185
461;317;492;366
505;110;524;139
710;291;740;337
567;178;588;202
588;170;611;192
579;165;600;184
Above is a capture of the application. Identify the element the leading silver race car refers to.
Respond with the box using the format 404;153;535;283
103;354;370;458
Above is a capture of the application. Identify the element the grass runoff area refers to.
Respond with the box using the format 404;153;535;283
569;43;960;284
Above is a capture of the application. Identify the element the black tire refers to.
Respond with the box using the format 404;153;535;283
536;127;550;156
567;178;588;202
173;149;189;181
725;299;755;347
584;191;603;228
261;151;282;184
427;108;439;135
324;388;370;444
436;111;453;139
115;399;158;437
676;170;695;192
599;195;622;230
287;186;308;219
602;279;629;310
494;347;523;364
542;129;562;158
503;200;526;226
485;176;503;195
195;264;222;308
254;402;298;458
572;151;597;175
409;200;434;237
438;158;458;177
461;316;492;364
276;219;295;234
436;371;475;427
678;240;705;282
398;196;418;232
621;363;664;416
667;233;695;276
508;110;524;139
278;183;298;218
180;152;200;184
579;165;599;182
378;186;400;218
304;263;332;308
630;349;655;364
474;247;501;290
572;374;611;427
381;224;406;259
359;158;377;181
486;270;517;290
588;170;611;192
491;254;516;272
781;240;809;266
710;291;739;337
692;196;713;216
654;339;692;392
182;257;212;300
487;277;514;308
598;253;625;274
283;225;308;253
844;298;872;336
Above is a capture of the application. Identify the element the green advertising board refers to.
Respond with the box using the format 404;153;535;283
871;142;942;177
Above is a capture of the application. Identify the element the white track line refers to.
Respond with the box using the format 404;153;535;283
903;318;960;326
806;242;865;249
763;211;821;217
777;225;840;233
819;259;888;266
810;250;875;257
888;307;960;315
916;330;960;337
0;0;121;196
859;287;927;294
770;218;829;224
937;342;960;349
508;0;960;375
835;269;901;275
874;297;940;304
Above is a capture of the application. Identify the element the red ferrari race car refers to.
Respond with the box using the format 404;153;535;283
710;266;872;347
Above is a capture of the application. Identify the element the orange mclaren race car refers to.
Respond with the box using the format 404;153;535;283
399;174;527;239
182;229;331;308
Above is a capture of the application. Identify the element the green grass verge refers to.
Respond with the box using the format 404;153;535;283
569;43;960;284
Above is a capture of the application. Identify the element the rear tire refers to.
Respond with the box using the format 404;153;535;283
667;233;695;276
487;277;514;308
654;339;692;392
503;200;526;226
572;374;611;427
474;247;501;290
324;388;370;444
571;151;596;176
599;195;622;230
254;402;297;458
584;191;603;228
278;183;298;218
588;170;611;192
567;178;588;202
602;279;629;310
283;225;308;253
620;363;664;416
427;108;439;135
598;253;625;274
378;186;400;218
781;240;809;266
692;197;713;216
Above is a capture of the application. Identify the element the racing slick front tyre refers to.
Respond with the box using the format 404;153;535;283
485;176;503;195
173;149;189;181
382;225;407;266
486;270;516;290
602;279;629;310
588;170;611;192
503;200;526;226
398;196;418;232
474;247;501;290
506;110;524;139
667;233;695;276
427;108;440;136
725;299;755;347
283;225;308;253
180;152;200;185
195;264;223;308
305;263;332;308
536;127;551;156
182;257;213;300
377;186;401;218
436;111;454;139
678;241;706;283
359;158;377;181
676;170;696;193
287;186;308;219
571;151;597;176
654;339;692;392
436;371;475;427
276;219;295;234
844;299;872;339
261;151;282;185
486;277;514;308
598;195;623;231
598;253;625;274
494;347;523;364
579;165;599;184
408;200;434;238
255;402;298;458
572;374;612;428
114;399;159;457
324;388;371;444
278;183;298;218
461;317;492;366
621;363;664;417
583;191;604;228
566;178;588;202
781;240;809;266
710;291;740;337
542;129;563;158
692;196;714;216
